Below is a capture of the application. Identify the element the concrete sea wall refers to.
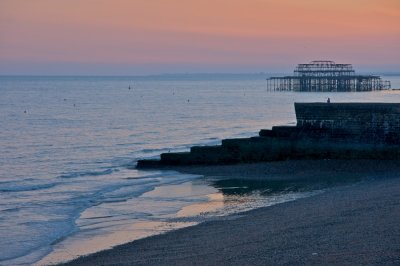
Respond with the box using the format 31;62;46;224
295;103;400;144
137;103;400;168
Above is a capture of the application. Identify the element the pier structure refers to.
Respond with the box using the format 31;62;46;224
267;61;391;92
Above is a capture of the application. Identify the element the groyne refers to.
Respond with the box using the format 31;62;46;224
137;103;400;168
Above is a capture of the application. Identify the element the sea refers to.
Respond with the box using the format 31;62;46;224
1;74;400;265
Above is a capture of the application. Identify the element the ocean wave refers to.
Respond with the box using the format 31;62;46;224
140;148;171;153
58;168;117;179
0;182;58;193
0;178;35;185
0;207;20;213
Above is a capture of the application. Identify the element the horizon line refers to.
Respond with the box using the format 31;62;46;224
1;71;400;77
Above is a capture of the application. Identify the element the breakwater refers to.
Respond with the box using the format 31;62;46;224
137;102;400;168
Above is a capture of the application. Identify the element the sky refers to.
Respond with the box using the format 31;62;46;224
0;0;399;75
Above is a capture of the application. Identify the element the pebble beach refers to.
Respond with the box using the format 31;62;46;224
62;160;400;265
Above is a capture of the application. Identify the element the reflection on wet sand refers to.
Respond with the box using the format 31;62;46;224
37;172;351;265
37;180;218;265
37;220;196;266
211;174;363;197
177;193;224;217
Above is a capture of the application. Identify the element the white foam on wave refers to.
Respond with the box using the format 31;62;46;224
0;181;59;192
34;170;204;266
57;168;117;179
0;169;169;264
0;165;204;266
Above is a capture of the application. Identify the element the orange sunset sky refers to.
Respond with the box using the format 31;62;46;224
0;0;399;74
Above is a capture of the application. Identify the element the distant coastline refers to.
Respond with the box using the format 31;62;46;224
2;72;400;78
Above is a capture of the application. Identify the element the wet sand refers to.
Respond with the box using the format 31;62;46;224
172;159;400;181
62;160;400;265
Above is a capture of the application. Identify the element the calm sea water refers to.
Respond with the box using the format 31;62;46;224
1;74;400;265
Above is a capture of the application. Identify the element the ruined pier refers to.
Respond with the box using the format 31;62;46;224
266;61;391;92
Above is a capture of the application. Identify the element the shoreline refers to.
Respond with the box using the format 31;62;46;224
169;159;400;181
60;159;400;265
